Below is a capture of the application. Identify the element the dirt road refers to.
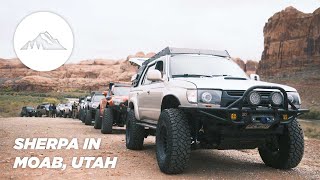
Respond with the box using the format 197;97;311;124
0;117;319;179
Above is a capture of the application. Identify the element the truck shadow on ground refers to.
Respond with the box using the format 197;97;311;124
111;128;126;134
141;142;299;176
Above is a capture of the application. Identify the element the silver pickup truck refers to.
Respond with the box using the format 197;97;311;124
126;47;309;174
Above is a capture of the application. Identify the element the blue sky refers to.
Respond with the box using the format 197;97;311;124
0;0;319;62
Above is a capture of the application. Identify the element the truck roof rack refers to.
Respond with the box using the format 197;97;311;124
142;47;230;66
132;47;230;87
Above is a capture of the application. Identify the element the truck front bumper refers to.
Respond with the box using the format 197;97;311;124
179;85;309;127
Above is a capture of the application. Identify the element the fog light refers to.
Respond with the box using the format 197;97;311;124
231;113;237;120
283;114;288;120
248;91;261;106
270;92;283;106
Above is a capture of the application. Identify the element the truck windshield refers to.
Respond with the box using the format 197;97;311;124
113;87;130;96
170;55;248;79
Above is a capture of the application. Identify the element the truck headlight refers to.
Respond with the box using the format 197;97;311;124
201;92;212;103
287;92;301;105
199;90;222;105
186;90;197;103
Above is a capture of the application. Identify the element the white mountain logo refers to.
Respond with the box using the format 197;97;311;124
20;31;66;50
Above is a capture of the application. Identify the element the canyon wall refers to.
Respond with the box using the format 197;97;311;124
257;6;320;77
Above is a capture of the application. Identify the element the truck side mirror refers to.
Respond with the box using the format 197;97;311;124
147;70;163;82
250;74;260;81
87;97;91;102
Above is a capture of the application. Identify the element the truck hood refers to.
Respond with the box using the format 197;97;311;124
179;77;297;91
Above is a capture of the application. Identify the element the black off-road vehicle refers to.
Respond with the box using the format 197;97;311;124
20;106;36;117
84;92;105;125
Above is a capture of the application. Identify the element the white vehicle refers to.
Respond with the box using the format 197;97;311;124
56;104;65;117
126;47;309;174
63;103;72;118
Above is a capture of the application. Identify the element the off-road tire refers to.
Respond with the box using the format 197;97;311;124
156;108;191;174
63;111;67;118
101;108;113;134
85;109;92;125
80;110;85;123
125;109;145;150
94;109;102;129
258;118;304;169
78;109;82;120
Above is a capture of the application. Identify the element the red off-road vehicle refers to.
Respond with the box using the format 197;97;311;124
94;82;131;134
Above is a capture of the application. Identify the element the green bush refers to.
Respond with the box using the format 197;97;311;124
300;109;320;120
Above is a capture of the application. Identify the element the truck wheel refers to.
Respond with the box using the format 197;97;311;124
81;110;85;123
101;108;113;134
156;108;191;174
258;118;304;169
78;110;82;120
85;110;92;125
126;109;145;150
94;109;102;129
63;111;67;118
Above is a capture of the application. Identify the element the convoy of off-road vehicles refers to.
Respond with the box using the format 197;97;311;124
20;47;310;175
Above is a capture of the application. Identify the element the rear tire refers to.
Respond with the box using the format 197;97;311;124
94;109;102;129
125;109;145;150
78;109;82;120
85;110;92;125
101;108;113;134
258;118;304;169
80;110;85;123
156;108;191;174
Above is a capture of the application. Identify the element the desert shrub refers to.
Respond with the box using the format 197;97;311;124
299;120;320;139
43;97;60;104
300;109;320;120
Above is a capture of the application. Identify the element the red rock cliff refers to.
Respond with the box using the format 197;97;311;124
257;6;320;77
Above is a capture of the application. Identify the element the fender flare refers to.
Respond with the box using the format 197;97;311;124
129;97;140;120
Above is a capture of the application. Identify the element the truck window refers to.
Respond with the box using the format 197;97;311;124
142;63;156;85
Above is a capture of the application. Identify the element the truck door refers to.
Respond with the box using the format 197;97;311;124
138;61;164;120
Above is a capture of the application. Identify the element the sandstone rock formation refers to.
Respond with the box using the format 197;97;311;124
0;52;155;92
232;58;258;74
257;6;320;77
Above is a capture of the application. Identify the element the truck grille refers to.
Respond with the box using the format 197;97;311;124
226;90;273;97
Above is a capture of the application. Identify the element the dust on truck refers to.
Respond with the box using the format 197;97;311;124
125;47;309;174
